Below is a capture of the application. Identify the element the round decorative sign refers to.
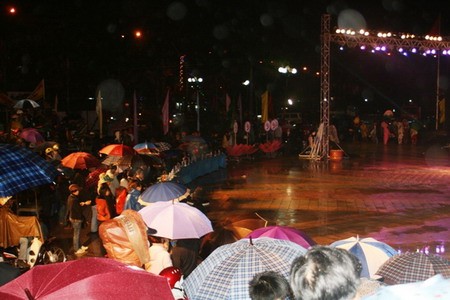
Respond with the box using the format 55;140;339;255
244;121;251;133
270;119;279;131
264;121;271;132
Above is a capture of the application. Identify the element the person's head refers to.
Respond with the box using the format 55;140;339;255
290;246;361;300
98;182;111;197
68;184;80;195
128;179;142;191
109;164;117;175
249;271;291;300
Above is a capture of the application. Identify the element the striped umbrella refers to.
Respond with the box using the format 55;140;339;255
330;236;398;278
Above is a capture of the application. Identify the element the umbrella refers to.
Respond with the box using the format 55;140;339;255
247;225;316;249
223;217;268;239
85;167;107;188
154;142;172;151
139;182;190;205
133;142;159;154
103;154;164;172
99;144;135;156
61;152;100;170
183;135;207;143
376;252;450;284
0;144;59;197
183;237;307;300
0;257;174;299
330;236;397;278
383;109;394;117
33;141;58;154
19;128;45;144
138;201;213;239
13;99;40;109
259;140;283;153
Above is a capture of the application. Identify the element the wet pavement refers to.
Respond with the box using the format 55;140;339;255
51;141;450;260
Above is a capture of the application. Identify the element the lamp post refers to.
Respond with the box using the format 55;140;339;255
188;77;203;132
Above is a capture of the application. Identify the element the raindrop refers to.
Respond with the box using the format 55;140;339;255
337;9;367;31
260;14;273;27
167;2;187;21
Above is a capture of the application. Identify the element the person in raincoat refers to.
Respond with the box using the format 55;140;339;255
124;180;143;211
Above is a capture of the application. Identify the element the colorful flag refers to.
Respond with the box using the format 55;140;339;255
28;79;45;101
261;90;269;123
162;89;170;135
226;93;231;112
96;90;103;138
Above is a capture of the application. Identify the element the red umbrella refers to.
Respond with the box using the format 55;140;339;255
85;167;108;188
61;152;100;170
99;144;135;156
0;257;174;299
20;128;45;144
259;140;282;153
246;225;316;249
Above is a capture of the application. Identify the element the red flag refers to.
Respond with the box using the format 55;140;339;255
162;89;170;135
226;93;231;112
28;79;45;101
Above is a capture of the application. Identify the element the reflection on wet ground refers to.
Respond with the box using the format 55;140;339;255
52;141;450;260
204;142;450;259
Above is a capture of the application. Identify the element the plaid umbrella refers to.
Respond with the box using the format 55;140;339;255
154;142;172;151
85;167;107;188
0;144;59;197
376;252;450;284
183;237;306;300
330;236;397;278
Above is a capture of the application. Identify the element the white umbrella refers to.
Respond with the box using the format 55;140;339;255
330;236;398;278
138;201;212;239
14;99;40;109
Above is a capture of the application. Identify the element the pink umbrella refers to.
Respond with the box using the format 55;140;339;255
0;257;173;299
246;225;316;249
20;128;45;144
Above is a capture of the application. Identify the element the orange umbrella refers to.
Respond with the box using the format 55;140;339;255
61;152;100;170
99;144;135;156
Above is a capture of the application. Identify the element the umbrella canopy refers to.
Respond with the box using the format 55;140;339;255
330;236;397;278
103;154;164;172
223;217;268;239
85;167;108;188
13;99;40;109
183;237;307;300
99;144;135;156
259;140;283;153
61;152;100;170
138;201;213;239
0;257;174;299
0;144;59;197
376;252;450;284
19;128;45;144
139;182;190;205
134;142;159;154
154;142;172;151
247;225;316;249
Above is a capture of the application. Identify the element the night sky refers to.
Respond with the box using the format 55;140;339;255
0;0;448;128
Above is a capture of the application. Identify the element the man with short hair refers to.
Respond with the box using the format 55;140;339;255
249;270;292;300
68;184;91;255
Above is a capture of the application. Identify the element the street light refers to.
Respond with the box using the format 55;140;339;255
188;77;203;131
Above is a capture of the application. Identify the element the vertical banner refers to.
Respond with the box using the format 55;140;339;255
261;90;269;123
162;89;170;135
96;90;103;138
133;90;139;143
238;93;243;125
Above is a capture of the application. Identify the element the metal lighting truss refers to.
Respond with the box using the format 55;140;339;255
319;14;450;160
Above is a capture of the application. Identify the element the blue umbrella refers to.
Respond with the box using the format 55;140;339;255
138;182;190;206
330;236;398;278
0;144;59;197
